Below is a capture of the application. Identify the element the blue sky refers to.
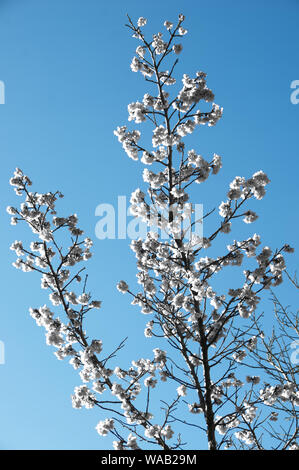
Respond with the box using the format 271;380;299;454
0;0;298;450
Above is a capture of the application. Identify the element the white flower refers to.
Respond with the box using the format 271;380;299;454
137;17;147;27
188;402;203;414
219;201;231;218
77;293;90;305
246;376;260;385
127;433;139;450
283;244;294;253
232;350;247;362
173;44;183;54
49;292;61;306
136;45;145;57
46;330;64;347
178;27;188;35
95;418;114;436
153;348;166;364
211;154;222;174
161;425;174;440
117;280;129;293
220;222;231;233
144;376;157;388
177;384;187;396
243;210;258;224
90;300;102;309
6;206;17;214
10;240;24;256
164;21;173;30
145;425;160;438
113;441;124;450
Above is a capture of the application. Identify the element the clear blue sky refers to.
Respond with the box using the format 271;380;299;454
0;0;298;450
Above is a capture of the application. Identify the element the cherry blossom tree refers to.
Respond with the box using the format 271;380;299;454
8;14;298;450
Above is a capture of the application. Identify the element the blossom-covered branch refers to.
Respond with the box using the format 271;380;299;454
8;14;298;450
